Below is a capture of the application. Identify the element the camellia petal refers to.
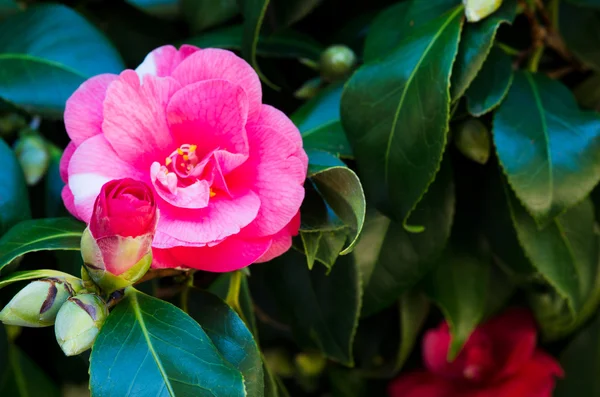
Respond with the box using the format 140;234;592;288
136;44;200;79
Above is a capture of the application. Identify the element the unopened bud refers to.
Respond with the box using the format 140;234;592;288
14;132;50;185
454;119;490;165
463;0;503;22
295;352;327;377
320;45;357;82
0;278;83;327
55;293;108;356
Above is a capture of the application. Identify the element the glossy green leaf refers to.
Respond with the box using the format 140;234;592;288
298;229;348;270
0;270;78;289
0;139;30;236
363;0;461;62
292;83;352;158
304;152;365;255
300;231;321;269
264;250;361;365
127;0;179;18
465;46;514;116
0;218;85;275
493;72;600;224
208;272;258;337
341;7;463;225
361;161;455;316
555;312;600;397
267;0;322;29
182;0;238;32
450;0;517;100
90;289;245;397
508;190;596;315
187;289;264;397
393;292;430;373
184;25;324;61
239;0;277;89
0;343;59;396
0;4;124;117
424;247;491;359
560;3;600;72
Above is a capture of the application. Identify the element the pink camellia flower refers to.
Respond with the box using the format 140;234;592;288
60;45;308;272
388;308;563;397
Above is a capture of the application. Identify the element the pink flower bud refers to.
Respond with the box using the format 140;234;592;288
81;179;157;293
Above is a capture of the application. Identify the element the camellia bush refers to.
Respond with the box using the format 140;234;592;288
1;0;600;395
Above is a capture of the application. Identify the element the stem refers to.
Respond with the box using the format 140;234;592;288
180;275;194;314
527;45;545;72
225;271;247;323
496;42;521;56
135;268;188;284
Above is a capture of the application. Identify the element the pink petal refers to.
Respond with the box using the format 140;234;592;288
103;70;181;168
153;188;261;247
64;74;118;146
387;371;457;397
235;118;307;237
255;212;300;262
169;236;272;272
167;79;249;166
61;185;79;220
150;161;211;209
59;142;77;183
136;44;200;79
171;49;262;120
151;248;181;269
68;135;145;223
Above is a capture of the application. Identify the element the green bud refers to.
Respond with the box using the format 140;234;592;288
295;352;327;377
463;0;503;22
294;77;322;100
453;119;491;164
320;45;357;82
55;293;108;356
81;227;153;293
13;132;50;186
263;348;295;378
0;278;83;327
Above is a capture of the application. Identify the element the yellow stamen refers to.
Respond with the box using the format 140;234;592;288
189;145;197;153
210;189;216;198
183;154;189;161
177;148;184;155
165;157;172;166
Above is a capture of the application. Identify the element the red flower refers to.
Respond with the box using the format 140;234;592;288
388;308;563;397
90;178;157;239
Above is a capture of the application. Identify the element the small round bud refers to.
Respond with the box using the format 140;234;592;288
463;0;503;22
320;45;357;82
55;293;108;356
0;278;83;328
453;119;491;165
295;352;326;377
14;132;50;186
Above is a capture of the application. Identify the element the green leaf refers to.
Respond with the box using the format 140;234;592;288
184;25;324;61
0;218;84;275
182;0;238;32
292;83;352;158
239;0;278;89
304;152;365;255
0;139;30;236
263;250;361;365
363;0;461;62
300;231;321;269
507;189;596;315
341;7;463;226
0;269;78;289
0;343;60;396
424;247;491;359
450;0;517;100
465;46;514;116
493;72;600;224
574;73;600;111
187;289;264;397
554;312;600;397
361;161;455;316
560;3;600;72
0;4;124;117
90;289;245;397
127;0;179;18
267;0;322;30
208;272;258;337
393;292;430;373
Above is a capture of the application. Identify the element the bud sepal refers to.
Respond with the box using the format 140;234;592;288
0;277;84;328
55;293;108;356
